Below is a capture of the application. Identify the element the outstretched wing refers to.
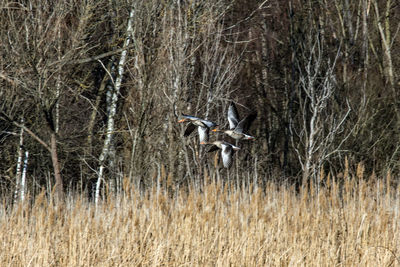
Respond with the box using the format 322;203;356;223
181;114;201;121
228;102;240;130
235;113;257;133
207;145;220;153
183;123;196;137
200;119;218;129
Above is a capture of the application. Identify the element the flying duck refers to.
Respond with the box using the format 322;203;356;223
178;114;218;142
212;102;257;140
200;140;240;168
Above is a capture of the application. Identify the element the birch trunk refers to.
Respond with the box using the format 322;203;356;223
14;121;24;204
95;7;135;205
20;151;29;202
2;113;64;202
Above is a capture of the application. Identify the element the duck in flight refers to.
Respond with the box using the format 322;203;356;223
200;140;240;168
212;102;257;140
178;114;218;142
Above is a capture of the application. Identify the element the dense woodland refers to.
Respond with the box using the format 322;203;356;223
1;0;400;202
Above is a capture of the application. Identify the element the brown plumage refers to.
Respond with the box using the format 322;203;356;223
212;102;257;140
178;114;218;143
200;140;240;168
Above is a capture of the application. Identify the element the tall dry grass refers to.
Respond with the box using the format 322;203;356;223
1;167;400;266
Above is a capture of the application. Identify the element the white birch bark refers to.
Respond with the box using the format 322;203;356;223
14;120;24;204
95;7;135;205
20;151;29;202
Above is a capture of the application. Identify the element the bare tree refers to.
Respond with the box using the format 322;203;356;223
118;0;244;187
0;0;107;201
95;5;136;205
1;0;400;199
290;34;351;185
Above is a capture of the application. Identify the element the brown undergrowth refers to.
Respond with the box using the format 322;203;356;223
1;167;399;266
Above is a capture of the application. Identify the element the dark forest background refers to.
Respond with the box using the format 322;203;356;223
1;0;399;202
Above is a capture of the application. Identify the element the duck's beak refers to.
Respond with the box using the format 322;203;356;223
200;141;206;145
246;135;255;140
212;129;218;132
178;119;186;123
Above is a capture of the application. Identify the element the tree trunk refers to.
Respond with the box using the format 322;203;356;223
95;6;135;205
361;0;369;108
14;121;24;204
50;132;64;202
20;151;29;202
373;0;394;87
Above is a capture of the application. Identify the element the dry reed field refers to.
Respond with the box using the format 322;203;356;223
1;170;400;266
